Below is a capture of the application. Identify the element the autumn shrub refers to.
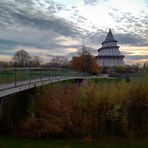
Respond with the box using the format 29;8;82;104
13;76;148;139
125;79;148;137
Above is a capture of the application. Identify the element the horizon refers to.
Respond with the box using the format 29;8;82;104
0;0;148;65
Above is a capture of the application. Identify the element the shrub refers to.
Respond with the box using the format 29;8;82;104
13;76;148;139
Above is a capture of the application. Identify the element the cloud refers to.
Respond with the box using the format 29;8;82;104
0;0;147;65
0;0;84;58
65;48;77;52
84;0;98;5
115;33;148;46
126;55;148;60
83;0;107;5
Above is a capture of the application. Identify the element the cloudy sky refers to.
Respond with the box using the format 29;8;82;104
0;0;148;64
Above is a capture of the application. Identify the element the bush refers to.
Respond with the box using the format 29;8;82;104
13;76;148;139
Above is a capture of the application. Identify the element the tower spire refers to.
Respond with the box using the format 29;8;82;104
104;29;115;42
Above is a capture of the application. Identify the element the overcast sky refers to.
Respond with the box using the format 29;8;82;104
0;0;147;64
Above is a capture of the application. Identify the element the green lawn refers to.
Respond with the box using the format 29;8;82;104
91;77;123;83
0;138;148;148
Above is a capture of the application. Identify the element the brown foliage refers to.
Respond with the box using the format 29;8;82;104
70;53;101;74
13;76;148;139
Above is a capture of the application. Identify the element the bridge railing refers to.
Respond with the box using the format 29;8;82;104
0;68;87;91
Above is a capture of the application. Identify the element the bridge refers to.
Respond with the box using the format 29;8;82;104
0;68;102;98
0;68;137;130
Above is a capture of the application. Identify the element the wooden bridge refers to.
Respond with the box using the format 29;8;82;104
0;68;100;98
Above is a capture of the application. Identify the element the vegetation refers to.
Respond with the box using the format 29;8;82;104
0;138;148;148
9;67;148;139
0;50;69;68
90;77;123;83
46;56;69;68
106;65;139;74
0;61;14;68
0;62;148;147
70;46;101;74
12;50;31;67
0;50;42;68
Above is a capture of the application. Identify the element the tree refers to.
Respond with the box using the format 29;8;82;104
0;61;13;68
31;56;41;67
49;56;69;68
12;50;31;67
70;46;101;74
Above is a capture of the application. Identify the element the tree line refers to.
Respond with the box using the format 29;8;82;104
0;50;41;68
0;47;144;75
0;47;102;74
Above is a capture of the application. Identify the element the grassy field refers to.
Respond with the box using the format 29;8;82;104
90;77;123;83
0;138;148;148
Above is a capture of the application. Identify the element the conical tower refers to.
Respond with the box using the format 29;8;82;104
96;29;125;67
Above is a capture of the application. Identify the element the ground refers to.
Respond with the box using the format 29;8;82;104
0;138;148;148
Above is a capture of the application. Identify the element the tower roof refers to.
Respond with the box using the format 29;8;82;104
105;29;115;41
102;29;117;44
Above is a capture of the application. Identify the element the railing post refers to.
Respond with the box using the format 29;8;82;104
29;68;31;84
40;69;42;81
8;70;10;84
41;69;43;81
14;68;16;87
54;69;56;80
49;70;50;80
65;69;66;77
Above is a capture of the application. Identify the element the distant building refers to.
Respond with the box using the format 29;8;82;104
96;29;125;67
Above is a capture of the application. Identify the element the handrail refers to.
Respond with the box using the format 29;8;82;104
0;68;89;92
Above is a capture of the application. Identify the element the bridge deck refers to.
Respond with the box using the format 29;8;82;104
0;76;96;98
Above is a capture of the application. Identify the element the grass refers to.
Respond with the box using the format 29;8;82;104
45;78;122;87
91;77;123;83
0;138;148;148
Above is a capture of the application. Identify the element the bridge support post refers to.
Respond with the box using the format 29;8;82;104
0;97;10;131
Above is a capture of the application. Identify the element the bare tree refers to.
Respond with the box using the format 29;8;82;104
31;56;41;66
50;56;69;68
12;50;31;67
77;45;90;56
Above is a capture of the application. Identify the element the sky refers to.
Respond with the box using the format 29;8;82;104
0;0;148;65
